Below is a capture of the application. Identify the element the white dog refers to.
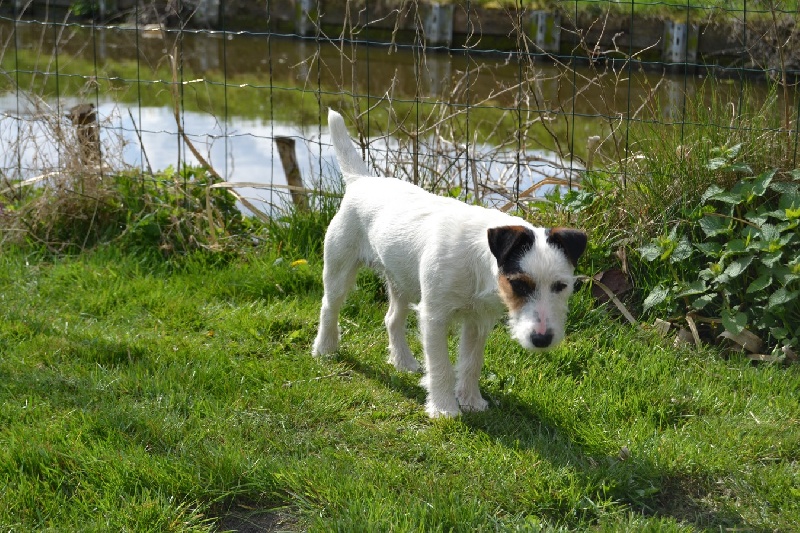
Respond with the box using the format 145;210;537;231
313;109;587;418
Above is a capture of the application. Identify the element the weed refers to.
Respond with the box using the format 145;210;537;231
1;164;251;258
264;183;342;261
639;168;800;353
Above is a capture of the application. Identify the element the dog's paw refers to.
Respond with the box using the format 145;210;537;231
457;393;489;412
456;383;489;412
312;334;339;356
388;346;420;372
426;406;461;419
425;398;461;419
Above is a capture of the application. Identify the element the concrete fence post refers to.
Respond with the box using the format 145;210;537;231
296;0;318;37
194;0;220;27
421;3;454;47
529;11;561;53
662;20;699;64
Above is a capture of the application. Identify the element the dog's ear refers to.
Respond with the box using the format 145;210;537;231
546;228;587;267
487;226;535;272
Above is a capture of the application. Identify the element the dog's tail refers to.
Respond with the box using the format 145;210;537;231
328;108;372;184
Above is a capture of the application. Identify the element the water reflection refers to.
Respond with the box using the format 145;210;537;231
0;92;334;214
0;18;767;214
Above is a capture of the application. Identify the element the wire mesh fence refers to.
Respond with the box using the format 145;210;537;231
1;0;799;219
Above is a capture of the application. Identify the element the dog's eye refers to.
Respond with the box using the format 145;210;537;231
552;281;568;293
509;278;535;297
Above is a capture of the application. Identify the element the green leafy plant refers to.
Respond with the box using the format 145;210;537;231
115;165;247;257
69;1;99;17
0;165;249;257
640;169;800;351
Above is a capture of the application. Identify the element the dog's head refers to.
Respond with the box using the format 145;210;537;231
488;225;587;351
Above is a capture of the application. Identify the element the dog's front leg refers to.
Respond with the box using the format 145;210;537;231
418;308;460;418
455;317;493;412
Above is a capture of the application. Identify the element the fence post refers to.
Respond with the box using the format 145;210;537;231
195;0;220;27
662;20;699;64
421;3;454;47
66;103;101;168
275;137;309;211
296;0;318;37
529;11;561;53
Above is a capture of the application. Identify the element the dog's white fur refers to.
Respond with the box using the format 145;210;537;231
314;109;587;418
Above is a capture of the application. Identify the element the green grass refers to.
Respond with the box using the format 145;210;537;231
1;244;799;531
502;1;800;20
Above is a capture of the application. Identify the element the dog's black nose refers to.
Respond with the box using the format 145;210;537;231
530;331;554;348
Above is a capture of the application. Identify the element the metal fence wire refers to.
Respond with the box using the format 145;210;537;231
1;1;799;216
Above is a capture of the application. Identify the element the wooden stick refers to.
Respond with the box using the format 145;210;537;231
275;137;309;211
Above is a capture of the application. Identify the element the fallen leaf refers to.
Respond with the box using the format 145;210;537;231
718;329;763;354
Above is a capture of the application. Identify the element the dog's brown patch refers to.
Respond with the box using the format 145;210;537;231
497;273;536;312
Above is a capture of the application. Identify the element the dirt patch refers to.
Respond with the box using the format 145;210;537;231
647;474;753;531
216;506;299;533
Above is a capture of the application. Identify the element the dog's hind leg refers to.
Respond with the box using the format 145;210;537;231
418;307;460;418
312;251;359;356
455;316;493;412
385;284;420;372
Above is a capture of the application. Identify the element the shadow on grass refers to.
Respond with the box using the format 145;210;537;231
335;349;427;407
2;333;151;407
334;348;763;532
471;391;762;531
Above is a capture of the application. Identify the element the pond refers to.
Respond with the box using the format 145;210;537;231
0;18;771;213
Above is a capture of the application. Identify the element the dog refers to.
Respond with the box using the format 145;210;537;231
313;109;587;418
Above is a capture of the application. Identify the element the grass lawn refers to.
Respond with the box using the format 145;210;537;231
1;246;799;531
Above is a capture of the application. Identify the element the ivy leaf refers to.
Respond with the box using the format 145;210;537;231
678;279;708;297
771;181;799;199
671;236;693;263
760;251;783;268
639;243;663;262
777;186;800;205
722;255;754;280
760;223;780;242
751;169;776;197
768;288;799;308
779;229;796;246
643;285;670;312
699;215;730;237
746;274;772;294
724;238;747;254
770;326;789;340
708;190;742;204
761;208;788;222
694;241;723;257
726;143;743;158
698;268;715;281
691;293;715;310
775;267;800;286
745;209;770;225
701;184;725;203
705;158;730;171
704;145;743;172
721;310;748;335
